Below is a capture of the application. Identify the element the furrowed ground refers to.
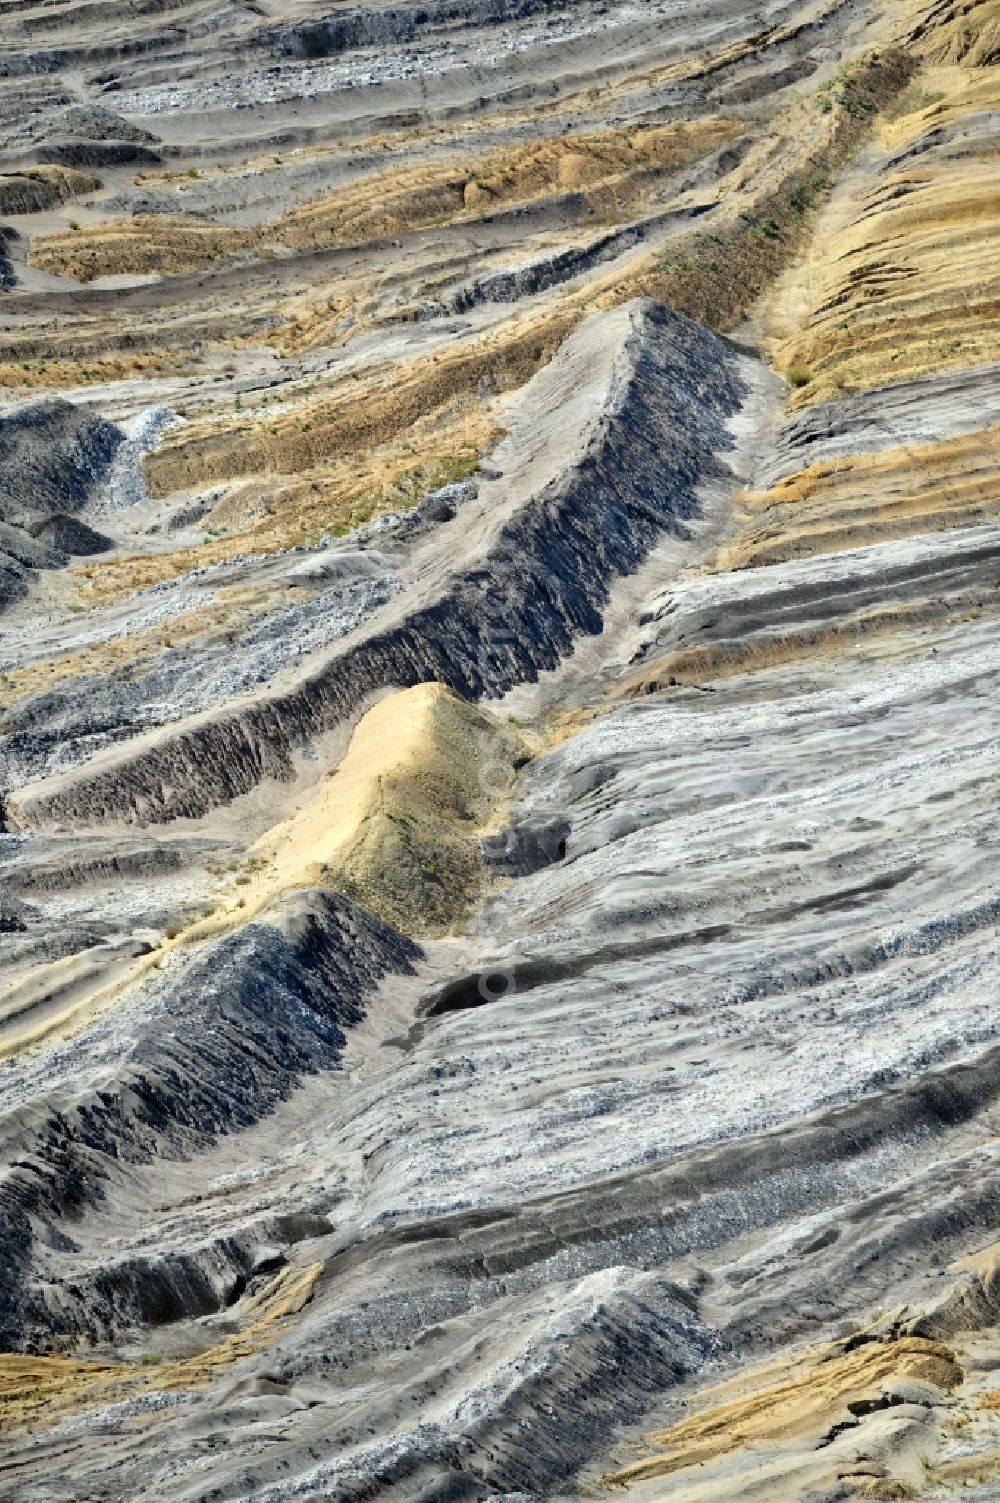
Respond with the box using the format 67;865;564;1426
1;1;998;1500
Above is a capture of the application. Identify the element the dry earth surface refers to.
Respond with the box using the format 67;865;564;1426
0;0;999;1499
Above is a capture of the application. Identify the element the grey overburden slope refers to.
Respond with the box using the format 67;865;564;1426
2;0;1000;1496
9;301;755;828
0;400;121;608
0;891;420;1349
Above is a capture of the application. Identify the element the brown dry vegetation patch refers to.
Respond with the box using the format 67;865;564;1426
603;48;916;330
76;411;497;601
778;163;1000;402
880;59;999;137
44;47;908;603
606;1334;962;1486
144;308;573;497
330;689;522;935
715;426;1000;568
141;52;910;500
27;120;737;283
0;1261;321;1436
18;48;915;608
275;119;737;249
0;286;278;377
28;213;257;280
0;349;199;389
264;263;382;358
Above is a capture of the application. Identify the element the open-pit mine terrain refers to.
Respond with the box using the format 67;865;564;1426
0;0;999;1498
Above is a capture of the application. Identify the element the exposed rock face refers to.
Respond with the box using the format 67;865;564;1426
449;204;718;313
0;893;34;932
0;889;420;1348
480;814;569;876
0;225;15;287
29;514;112;556
0;400;123;609
0;166;101;215
0;400;123;519
25;106;157;147
757;363;1000;484
263;0;570;60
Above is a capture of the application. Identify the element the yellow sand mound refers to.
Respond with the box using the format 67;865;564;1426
206;681;521;937
0;686;518;1062
607;1335;961;1486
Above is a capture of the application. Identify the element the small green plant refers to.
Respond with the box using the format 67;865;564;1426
785;365;812;388
139;1352;162;1367
186;166;200;178
68;219;80;231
